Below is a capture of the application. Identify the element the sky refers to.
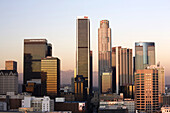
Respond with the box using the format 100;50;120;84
0;0;170;83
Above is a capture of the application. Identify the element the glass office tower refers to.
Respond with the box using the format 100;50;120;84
98;20;112;93
41;57;60;98
135;42;155;70
24;39;52;84
76;16;91;95
23;39;52;95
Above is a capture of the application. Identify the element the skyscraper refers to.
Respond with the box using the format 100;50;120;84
135;69;159;112
23;39;52;95
5;60;17;71
41;57;60;98
76;16;92;96
112;46;121;94
98;20;112;93
112;47;133;94
135;42;155;70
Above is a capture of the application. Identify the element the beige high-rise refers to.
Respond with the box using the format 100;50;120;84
135;69;159;113
148;64;165;94
112;46;133;94
98;20;112;93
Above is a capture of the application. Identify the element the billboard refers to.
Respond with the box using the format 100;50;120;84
78;102;85;111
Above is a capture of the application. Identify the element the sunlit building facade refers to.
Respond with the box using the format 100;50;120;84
158;66;165;95
41;57;60;98
98;20;112;93
135;42;155;70
102;72;112;93
135;69;159;113
147;64;165;95
5;60;17;71
161;105;170;113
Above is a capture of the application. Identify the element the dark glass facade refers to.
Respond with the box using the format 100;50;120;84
23;39;52;95
76;17;92;96
47;43;52;56
119;85;135;99
74;75;86;101
90;51;93;95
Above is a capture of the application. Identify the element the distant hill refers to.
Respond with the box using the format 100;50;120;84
61;70;74;85
61;70;98;87
18;72;170;87
165;76;170;85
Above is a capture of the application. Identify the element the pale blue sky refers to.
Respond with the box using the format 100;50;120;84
0;0;170;83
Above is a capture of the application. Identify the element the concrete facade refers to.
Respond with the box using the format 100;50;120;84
135;69;159;113
21;96;54;112
0;70;18;95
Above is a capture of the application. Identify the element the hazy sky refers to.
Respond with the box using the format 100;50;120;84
0;0;170;81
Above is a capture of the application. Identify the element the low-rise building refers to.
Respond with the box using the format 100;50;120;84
99;94;135;113
54;97;87;113
124;99;135;113
55;101;86;113
99;93;122;101
99;101;128;113
59;93;75;101
0;92;31;111
21;96;54;112
0;102;7;111
161;105;170;113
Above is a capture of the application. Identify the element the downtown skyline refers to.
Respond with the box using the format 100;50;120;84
0;0;170;84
